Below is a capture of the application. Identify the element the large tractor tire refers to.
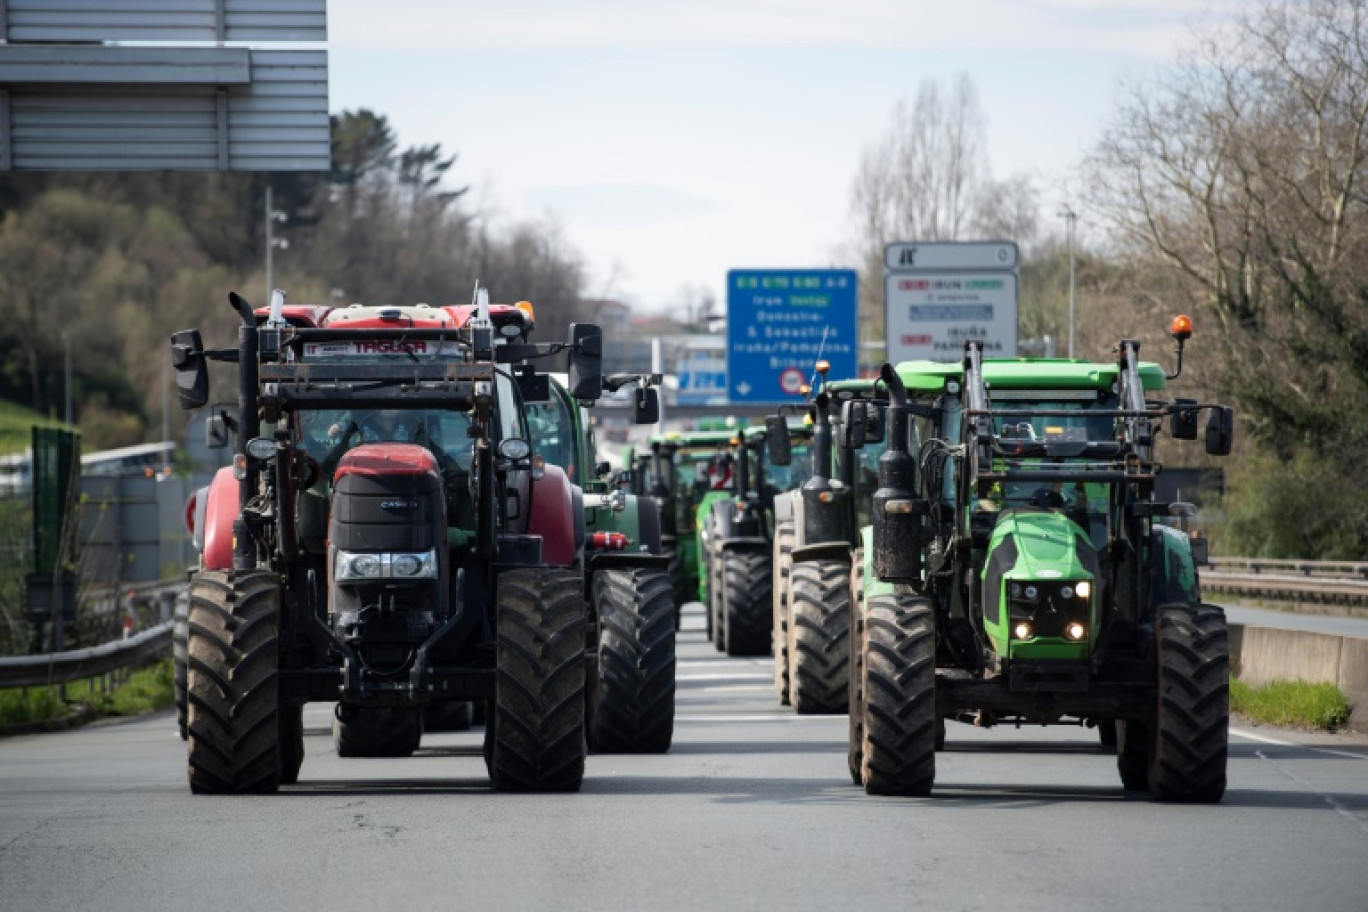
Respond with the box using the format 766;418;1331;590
846;550;865;785
489;568;588;792
788;559;851;714
707;524;727;652
1117;719;1150;791
172;588;189;741
333;706;422;758
722;549;772;657
279;704;305;785
1148;603;1228;803
588;568;676;753
772;519;795;706
859;592;937;797
185;569;283;795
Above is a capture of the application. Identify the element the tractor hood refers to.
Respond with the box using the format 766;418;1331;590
985;509;1092;581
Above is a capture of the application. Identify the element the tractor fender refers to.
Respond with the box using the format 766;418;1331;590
527;464;577;567
1149;525;1201;607
201;466;239;571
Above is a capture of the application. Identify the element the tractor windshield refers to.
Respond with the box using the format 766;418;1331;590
299;408;474;471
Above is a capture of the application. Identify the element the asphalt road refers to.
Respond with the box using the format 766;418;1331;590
2;604;1366;912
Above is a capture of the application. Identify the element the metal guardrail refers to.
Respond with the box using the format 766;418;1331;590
1204;558;1368;608
0;621;173;689
1207;557;1368;580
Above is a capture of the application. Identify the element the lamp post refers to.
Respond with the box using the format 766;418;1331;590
264;184;289;301
1059;206;1077;358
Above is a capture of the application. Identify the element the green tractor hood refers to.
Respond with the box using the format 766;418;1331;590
981;510;1100;660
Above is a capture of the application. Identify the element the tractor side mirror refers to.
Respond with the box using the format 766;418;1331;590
567;323;603;401
1205;406;1233;456
634;387;660;425
205;412;230;449
1170;398;1199;440
170;329;209;410
864;402;886;443
764;417;791;466
839;401;868;449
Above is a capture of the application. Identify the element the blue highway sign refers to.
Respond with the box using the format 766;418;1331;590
726;269;858;403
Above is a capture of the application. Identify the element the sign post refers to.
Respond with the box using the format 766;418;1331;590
884;242;1019;363
726;269;858;404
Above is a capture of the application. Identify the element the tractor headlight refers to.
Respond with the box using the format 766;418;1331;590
340;553;382;580
390;552;435;578
1013;622;1033;640
1075;580;1091;599
1065;622;1087;641
335;550;437;581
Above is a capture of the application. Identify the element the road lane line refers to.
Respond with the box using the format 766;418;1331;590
1255;749;1368;835
1232;727;1368;760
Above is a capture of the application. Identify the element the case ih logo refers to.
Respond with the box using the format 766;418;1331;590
381;500;418;511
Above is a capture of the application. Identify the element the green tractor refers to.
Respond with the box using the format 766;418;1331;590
849;318;1235;801
699;423;814;656
524;372;677;753
637;428;745;612
767;372;886;713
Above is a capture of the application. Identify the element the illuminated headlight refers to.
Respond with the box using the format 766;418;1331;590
1075;581;1092;599
1013;622;1033;640
1065;622;1087;641
335;550;437;581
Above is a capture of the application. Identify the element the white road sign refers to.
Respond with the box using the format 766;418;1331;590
885;241;1018;271
885;272;1019;362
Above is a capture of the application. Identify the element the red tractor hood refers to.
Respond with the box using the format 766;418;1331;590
335;444;439;481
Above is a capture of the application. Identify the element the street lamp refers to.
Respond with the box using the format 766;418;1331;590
1058;206;1077;358
265;184;289;302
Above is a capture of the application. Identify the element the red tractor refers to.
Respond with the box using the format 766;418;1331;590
171;289;607;793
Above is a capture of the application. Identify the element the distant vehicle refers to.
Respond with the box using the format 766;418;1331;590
0;440;175;495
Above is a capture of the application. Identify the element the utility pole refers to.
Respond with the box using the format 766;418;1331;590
265;183;288;302
1059;206;1077;358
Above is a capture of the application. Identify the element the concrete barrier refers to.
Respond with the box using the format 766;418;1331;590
1229;623;1367;733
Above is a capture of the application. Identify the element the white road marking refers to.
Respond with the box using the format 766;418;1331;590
1232;726;1368;760
1255;749;1368;835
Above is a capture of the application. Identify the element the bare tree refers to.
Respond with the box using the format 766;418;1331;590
846;74;1040;344
1085;0;1368;556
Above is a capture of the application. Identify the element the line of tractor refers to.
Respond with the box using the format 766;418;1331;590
169;292;1232;803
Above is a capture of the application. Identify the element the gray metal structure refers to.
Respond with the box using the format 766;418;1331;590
0;0;328;171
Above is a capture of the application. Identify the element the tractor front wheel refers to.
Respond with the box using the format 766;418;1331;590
185;569;283;795
859;591;936;797
1148;603;1229;802
722;549;772;657
772;519;795;705
788;559;851;714
489;568;588;792
588;568;676;753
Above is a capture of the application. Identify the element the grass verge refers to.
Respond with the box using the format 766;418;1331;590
1230;677;1352;731
0;658;175;733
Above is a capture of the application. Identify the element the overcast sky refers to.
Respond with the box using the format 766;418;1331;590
328;1;1233;312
